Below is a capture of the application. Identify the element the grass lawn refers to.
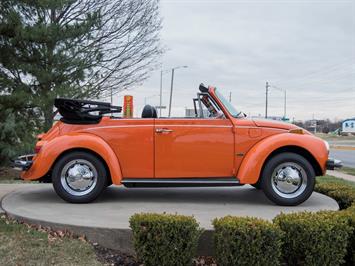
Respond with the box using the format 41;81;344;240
339;167;355;176
0;215;102;266
317;174;355;188
315;133;355;141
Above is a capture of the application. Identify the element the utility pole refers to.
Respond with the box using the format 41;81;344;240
159;70;163;117
268;83;287;120
229;91;232;102
168;68;175;118
110;88;113;104
265;82;270;118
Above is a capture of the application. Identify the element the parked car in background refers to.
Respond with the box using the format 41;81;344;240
13;84;342;205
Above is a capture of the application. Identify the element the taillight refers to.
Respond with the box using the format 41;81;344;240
34;145;42;153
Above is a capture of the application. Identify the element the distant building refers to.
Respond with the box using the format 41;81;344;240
342;118;355;133
251;116;289;122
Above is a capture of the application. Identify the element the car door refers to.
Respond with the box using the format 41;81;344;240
85;118;154;178
154;118;235;178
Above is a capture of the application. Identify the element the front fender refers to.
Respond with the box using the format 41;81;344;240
236;133;328;184
21;133;123;185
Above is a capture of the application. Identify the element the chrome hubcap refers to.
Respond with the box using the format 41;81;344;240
271;162;307;199
60;159;97;196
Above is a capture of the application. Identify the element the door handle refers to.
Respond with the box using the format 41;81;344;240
156;128;173;133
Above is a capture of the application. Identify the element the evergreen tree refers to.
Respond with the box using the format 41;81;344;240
0;0;162;162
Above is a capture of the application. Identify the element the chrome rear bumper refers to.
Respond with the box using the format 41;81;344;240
11;154;35;171
326;158;343;170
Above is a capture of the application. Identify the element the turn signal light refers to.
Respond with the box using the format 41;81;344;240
289;129;304;134
34;145;42;153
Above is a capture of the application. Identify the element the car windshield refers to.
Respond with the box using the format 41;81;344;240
214;89;243;118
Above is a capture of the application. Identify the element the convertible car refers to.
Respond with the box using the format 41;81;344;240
13;84;342;205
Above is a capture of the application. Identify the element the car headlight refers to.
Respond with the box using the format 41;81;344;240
324;140;329;152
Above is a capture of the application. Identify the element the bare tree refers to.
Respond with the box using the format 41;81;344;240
59;0;163;98
0;0;163;130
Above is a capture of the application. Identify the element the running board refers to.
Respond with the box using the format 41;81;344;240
121;178;241;188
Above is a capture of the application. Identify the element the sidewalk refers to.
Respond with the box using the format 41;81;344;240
326;170;355;182
0;184;34;214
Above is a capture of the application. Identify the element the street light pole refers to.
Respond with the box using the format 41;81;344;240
159;70;163;117
168;65;188;118
284;90;287;119
265;81;269;118
168;68;175;117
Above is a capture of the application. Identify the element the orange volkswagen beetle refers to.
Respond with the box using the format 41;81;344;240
13;84;341;205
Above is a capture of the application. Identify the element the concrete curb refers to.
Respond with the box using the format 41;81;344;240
0;189;139;254
0;185;339;256
4;207;214;256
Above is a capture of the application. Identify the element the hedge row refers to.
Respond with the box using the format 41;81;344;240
129;213;202;266
129;179;355;266
213;216;283;266
315;182;355;209
274;211;351;266
314;180;355;264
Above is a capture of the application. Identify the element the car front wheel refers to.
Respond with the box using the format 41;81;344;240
261;152;315;206
52;151;108;203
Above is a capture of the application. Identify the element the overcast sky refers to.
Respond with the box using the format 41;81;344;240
113;0;355;121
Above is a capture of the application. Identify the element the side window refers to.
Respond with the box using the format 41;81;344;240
194;94;224;119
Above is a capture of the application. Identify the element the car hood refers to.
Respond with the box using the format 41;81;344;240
253;119;298;130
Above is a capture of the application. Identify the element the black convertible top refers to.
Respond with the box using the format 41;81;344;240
54;98;122;124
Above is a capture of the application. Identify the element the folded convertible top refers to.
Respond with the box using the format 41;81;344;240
54;98;122;124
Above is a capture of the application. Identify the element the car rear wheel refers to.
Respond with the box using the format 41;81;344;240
52;151;108;203
261;152;315;206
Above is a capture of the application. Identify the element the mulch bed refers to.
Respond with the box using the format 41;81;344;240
0;167;21;181
93;244;140;266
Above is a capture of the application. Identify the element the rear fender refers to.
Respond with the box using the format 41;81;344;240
237;133;328;184
21;133;123;185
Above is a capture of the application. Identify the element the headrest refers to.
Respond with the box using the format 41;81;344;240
142;105;157;118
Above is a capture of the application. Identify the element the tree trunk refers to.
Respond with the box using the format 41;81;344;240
43;104;54;132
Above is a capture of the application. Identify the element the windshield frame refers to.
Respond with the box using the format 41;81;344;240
214;88;242;118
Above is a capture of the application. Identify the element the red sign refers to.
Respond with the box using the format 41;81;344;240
123;95;133;118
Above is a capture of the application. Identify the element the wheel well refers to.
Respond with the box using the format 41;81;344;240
43;148;112;183
261;145;323;177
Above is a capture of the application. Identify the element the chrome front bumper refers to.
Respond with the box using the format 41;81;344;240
11;154;35;171
326;158;343;170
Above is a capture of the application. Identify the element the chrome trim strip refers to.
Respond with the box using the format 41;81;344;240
85;125;232;130
122;178;239;184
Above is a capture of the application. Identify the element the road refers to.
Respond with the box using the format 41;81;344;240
330;149;355;168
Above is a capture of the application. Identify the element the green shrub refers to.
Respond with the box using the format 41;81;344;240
213;216;283;266
328;189;355;210
339;206;355;265
129;213;202;266
274;211;352;266
315;182;355;209
315;182;347;194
